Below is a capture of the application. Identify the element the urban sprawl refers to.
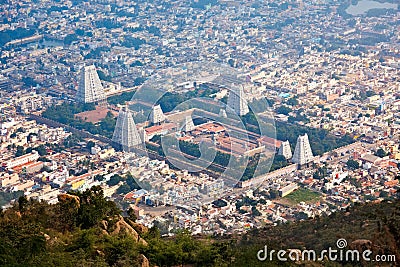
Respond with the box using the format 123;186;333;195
1;0;400;235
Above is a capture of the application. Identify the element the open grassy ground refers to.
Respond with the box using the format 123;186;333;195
284;187;321;205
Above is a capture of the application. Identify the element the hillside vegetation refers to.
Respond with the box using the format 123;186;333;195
1;187;399;266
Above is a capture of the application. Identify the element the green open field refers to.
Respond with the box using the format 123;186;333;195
284;187;321;204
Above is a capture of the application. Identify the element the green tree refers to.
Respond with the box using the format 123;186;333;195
127;208;137;222
72;186;121;229
286;97;299;106
97;69;112;82
18;196;28;212
117;184;131;195
35;144;47;156
251;206;261;216
126;173;140;190
379;191;389;198
63;33;78;45
346;159;360;170
313;165;328;179
375;148;387;158
86;141;96;150
275;105;292;115
269;189;279;199
15;146;25;157
94;174;105;182
107;174;123;186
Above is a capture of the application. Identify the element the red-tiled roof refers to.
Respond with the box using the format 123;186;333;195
257;136;282;148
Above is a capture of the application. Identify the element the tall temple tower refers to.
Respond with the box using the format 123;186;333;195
76;65;106;103
227;84;249;116
150;104;166;124
112;106;142;152
182;116;195;132
292;134;313;165
219;108;227;118
278;140;292;160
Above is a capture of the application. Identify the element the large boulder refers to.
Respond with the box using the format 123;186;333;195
57;193;80;207
102;216;148;246
139;254;150;267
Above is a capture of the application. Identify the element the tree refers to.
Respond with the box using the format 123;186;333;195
38;156;50;162
18;196;28;212
147;25;161;36
251;206;261;216
134;77;146;86
130;60;143;67
117;184;131;195
228;58;235;67
366;90;376;97
86;141;95;150
375;148;387;158
379;191;389;198
22;77;38;87
72;186;121;229
346;159;360;170
127;208;137;222
286;97;299;106
75;28;85;36
15;146;25;157
107;91;136;105
97;70;112;82
35;144;47;156
63;33;78;45
121;36;145;49
107;174;123;186
269;189;279;199
99;112;116;137
313;165;328;179
94;174;104;182
275;106;292;115
295;211;308;220
126;173;140;191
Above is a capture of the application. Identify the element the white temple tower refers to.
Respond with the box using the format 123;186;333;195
292;134;313;165
278;140;292;160
112;106;142;152
76;65;106;103
219;109;227;118
227;84;249;116
182;116;195;132
150;104;166;124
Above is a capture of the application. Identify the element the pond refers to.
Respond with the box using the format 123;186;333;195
345;0;397;15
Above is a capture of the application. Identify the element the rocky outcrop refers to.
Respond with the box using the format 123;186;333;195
57;193;80;207
126;219;149;235
139;254;150;267
101;216;148;246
